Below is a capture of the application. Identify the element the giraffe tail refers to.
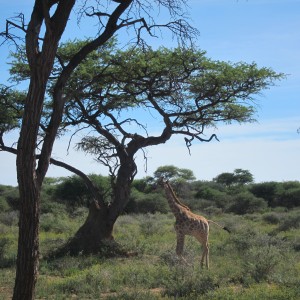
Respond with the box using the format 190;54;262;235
208;220;231;233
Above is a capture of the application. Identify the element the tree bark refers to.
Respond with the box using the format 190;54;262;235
65;202;115;255
13;1;75;299
58;156;137;256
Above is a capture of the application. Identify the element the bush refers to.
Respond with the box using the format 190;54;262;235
250;182;281;207
0;237;11;260
40;213;74;234
0;211;19;226
277;213;300;231
262;212;281;225
227;192;267;214
242;243;283;284
0;196;9;211
276;187;300;208
0;185;19;210
228;229;287;284
127;189;168;214
163;269;218;298
139;213;165;236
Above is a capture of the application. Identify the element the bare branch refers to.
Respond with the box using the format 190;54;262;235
183;134;220;155
0;14;27;49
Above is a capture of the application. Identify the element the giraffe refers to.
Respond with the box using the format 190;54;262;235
159;178;230;269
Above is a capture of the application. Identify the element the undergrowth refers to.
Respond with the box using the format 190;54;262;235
0;209;299;299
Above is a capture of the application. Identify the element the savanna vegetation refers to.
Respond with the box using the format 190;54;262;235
0;1;289;298
0;167;299;299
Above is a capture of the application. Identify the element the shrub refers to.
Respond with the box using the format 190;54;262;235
291;236;300;252
0;237;11;260
0;196;9;211
0;211;19;226
163;270;218;298
262;212;281;224
242;244;282;284
229;231;287;285
127;190;168;214
0;237;15;268
277;213;300;231
228;226;259;252
5;191;20;210
227;192;267;214
275;187;300;208
250;182;281;207
139;213;164;236
40;213;74;234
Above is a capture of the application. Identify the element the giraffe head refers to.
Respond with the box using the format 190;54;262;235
156;176;167;187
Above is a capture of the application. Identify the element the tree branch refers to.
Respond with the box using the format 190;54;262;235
0;142;105;206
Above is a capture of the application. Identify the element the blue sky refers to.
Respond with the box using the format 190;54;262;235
0;0;299;185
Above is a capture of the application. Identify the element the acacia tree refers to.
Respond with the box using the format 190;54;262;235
62;46;281;254
1;1;195;299
4;40;283;255
153;165;196;182
214;168;254;187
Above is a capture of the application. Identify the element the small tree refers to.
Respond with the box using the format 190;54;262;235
214;169;254;187
153;165;196;182
213;172;236;187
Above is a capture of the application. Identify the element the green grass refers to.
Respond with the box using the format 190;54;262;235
0;209;300;299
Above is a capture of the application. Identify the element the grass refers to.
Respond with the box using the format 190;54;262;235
0;209;300;299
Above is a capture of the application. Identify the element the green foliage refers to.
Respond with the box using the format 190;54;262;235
53;176;90;208
0;85;25;133
276;212;300;232
241;238;284;284
275;185;300;208
0;185;19;210
0;209;300;299
0;211;19;227
127;188;168;214
262;212;281;225
227;192;267;214
163;269;218;299
250;181;280;206
40;213;74;234
0;196;9;212
251;181;300;208
214;169;254;187
132;177;154;193
153;165;196;182
53;174;110;209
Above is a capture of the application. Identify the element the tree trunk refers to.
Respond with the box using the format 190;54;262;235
58;158;137;256
13;1;75;298
65;201;115;255
13;73;47;300
12;178;40;300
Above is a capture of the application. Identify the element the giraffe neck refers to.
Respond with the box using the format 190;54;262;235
163;182;184;216
166;181;190;211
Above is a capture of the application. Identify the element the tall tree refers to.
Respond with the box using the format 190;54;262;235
1;1;195;299
2;41;283;255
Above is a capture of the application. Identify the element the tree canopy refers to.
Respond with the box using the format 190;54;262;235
1;40;284;177
213;168;254;187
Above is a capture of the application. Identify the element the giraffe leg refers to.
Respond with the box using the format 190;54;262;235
196;236;209;269
200;243;209;269
176;232;186;262
205;243;209;269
